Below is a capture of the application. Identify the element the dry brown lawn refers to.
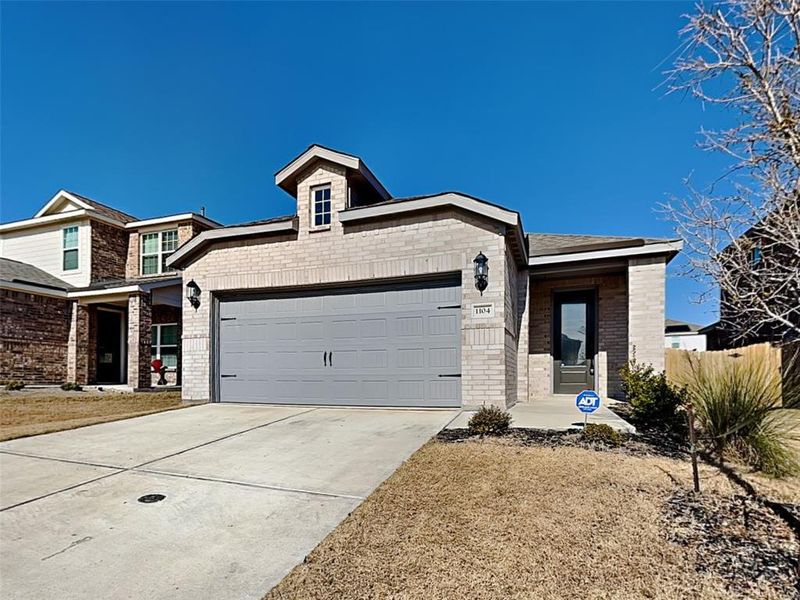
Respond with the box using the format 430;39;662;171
267;439;796;600
0;390;189;441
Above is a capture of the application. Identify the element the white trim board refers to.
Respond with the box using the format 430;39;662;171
528;240;683;266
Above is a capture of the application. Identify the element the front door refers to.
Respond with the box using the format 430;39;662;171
553;290;596;395
96;310;124;384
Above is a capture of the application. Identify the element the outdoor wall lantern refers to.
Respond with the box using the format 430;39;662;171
186;279;201;309
473;251;489;295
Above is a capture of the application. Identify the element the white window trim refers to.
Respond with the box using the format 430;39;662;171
140;229;178;276
62;225;80;272
310;184;332;229
152;323;178;371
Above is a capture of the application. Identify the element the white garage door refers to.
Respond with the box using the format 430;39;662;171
216;279;461;407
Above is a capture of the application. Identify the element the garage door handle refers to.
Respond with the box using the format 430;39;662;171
221;374;237;378
329;351;333;366
323;351;327;367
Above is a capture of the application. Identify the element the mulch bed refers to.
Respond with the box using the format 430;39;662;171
666;489;800;599
437;425;688;459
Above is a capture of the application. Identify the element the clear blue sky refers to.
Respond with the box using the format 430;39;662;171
1;1;732;325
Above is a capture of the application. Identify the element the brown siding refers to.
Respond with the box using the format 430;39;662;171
91;221;128;282
0;290;71;384
529;273;628;397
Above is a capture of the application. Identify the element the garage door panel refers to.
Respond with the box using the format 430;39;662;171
218;280;461;407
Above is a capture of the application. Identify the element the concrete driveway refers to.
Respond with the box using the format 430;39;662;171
0;404;457;599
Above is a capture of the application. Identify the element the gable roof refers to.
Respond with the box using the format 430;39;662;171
275;144;391;201
0;257;73;291
63;191;138;223
34;190;138;223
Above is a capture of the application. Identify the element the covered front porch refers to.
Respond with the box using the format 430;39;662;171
65;279;183;390
526;253;668;403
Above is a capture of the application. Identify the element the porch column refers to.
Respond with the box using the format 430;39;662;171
627;256;666;372
127;292;152;389
67;302;90;385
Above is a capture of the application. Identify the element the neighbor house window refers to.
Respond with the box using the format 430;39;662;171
62;226;79;271
141;229;178;275
312;185;331;227
151;323;178;369
750;244;763;268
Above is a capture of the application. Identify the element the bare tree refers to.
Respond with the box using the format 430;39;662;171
663;0;800;344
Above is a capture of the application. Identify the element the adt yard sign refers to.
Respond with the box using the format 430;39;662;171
576;390;601;414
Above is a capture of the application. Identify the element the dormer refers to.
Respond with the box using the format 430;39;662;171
275;145;391;235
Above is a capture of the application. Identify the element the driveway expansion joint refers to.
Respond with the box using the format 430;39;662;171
0;407;320;512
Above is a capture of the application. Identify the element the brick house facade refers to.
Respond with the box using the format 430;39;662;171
2;146;680;404
0;190;219;387
167;145;681;408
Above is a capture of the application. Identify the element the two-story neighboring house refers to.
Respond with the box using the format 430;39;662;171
0;190;219;387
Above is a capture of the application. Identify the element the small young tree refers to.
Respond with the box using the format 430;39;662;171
662;0;800;344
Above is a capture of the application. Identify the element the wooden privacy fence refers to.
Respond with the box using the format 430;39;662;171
665;342;783;386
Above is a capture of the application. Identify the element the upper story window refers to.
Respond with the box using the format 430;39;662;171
312;185;331;227
62;226;79;271
750;244;763;269
141;229;178;275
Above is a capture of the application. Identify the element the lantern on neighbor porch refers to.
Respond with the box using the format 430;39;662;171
473;252;489;295
186;279;201;309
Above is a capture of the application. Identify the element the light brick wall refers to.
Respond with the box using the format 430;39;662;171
181;161;520;407
628;256;666;373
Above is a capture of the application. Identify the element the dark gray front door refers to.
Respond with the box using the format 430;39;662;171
217;279;462;407
96;309;124;384
553;290;596;395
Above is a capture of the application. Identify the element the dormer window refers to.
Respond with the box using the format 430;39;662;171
312;185;331;227
62;226;79;271
141;229;178;275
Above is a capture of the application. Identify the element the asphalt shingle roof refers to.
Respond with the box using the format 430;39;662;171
0;257;73;290
65;190;139;224
526;233;672;257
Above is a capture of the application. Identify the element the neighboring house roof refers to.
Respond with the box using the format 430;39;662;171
63;190;139;223
125;212;222;230
665;319;705;334
166;215;298;269
0;257;73;291
275;144;391;201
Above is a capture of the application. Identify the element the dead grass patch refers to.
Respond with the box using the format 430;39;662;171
266;439;796;600
0;390;189;441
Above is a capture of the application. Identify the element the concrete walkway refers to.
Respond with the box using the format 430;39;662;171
446;396;636;433
0;404;457;600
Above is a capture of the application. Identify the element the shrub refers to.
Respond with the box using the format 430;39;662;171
60;382;83;391
582;423;622;446
620;357;685;429
4;380;25;391
468;405;512;436
686;354;799;477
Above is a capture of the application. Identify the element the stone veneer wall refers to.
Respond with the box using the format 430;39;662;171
91;221;128;282
127;293;152;389
0;289;71;384
181;161;519;407
628;256;667;373
528;272;628;401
